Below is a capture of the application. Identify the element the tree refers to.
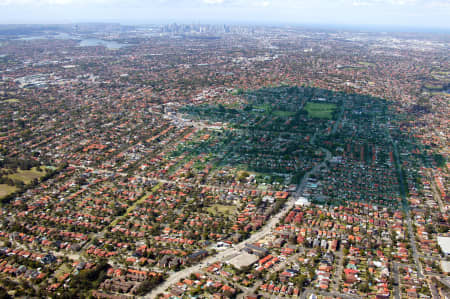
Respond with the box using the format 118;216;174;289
135;276;163;296
0;286;11;298
238;171;249;182
358;282;370;293
294;274;307;288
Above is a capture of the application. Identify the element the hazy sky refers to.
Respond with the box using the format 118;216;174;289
0;0;449;29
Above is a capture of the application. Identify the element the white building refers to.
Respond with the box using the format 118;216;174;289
295;196;310;206
437;236;450;257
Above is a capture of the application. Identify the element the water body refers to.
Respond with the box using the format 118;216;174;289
78;38;126;49
15;33;127;50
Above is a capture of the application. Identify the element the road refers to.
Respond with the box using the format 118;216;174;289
405;211;424;278
392;262;401;299
145;146;333;298
434;275;450;289
330;248;344;292
388;133;424;279
428;277;440;299
69;165;282;195
300;288;361;299
428;169;446;214
331;102;345;135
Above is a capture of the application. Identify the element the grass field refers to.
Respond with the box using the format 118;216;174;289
273;110;296;117
4;98;20;103
304;102;337;119
54;263;71;279
7;167;47;184
424;83;445;90
253;104;271;112
358;61;375;67
0;184;17;198
431;71;450;80
207;204;237;215
432;91;450;96
110;183;161;227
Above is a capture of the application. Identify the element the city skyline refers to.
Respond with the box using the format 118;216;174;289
0;0;449;30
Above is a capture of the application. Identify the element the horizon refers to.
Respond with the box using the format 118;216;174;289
0;0;449;31
1;21;450;35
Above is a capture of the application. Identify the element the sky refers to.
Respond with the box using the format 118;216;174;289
0;0;449;30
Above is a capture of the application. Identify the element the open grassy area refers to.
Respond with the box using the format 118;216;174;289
358;61;375;67
54;263;72;279
273;110;296;117
206;204;237;215
257;184;269;191
304;102;337;119
3;98;20;103
7;167;47;184
0;184;18;199
110;183;161;227
253;104;271;112
424;83;445;90
431;91;450;96
431;71;450;80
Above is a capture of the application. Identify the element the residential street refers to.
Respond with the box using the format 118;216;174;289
146;146;332;298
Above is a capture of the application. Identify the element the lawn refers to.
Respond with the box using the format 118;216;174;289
424;83;444;90
54;263;72;279
304;102;337;119
253;104;271;111
431;71;450;80
110;184;161;227
0;184;17;199
207;204;237;215
7;167;47;184
273;110;296;117
257;184;269;191
432;91;450;96
4;98;20;103
358;61;375;67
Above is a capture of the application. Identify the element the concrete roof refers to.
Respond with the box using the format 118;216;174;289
441;261;450;273
228;252;259;270
437;236;450;255
295;196;310;206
